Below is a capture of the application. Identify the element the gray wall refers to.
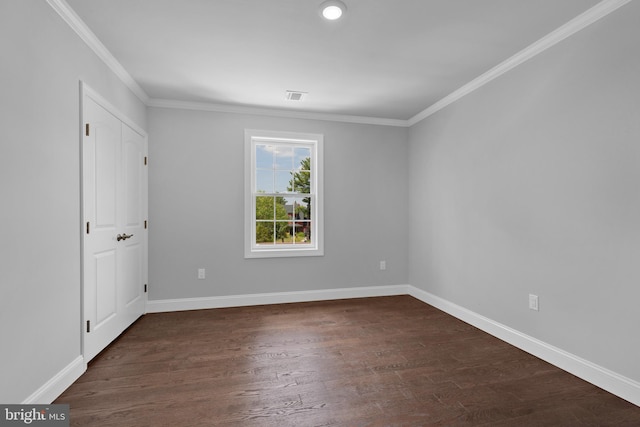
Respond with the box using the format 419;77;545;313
0;1;146;402
3;0;638;405
148;108;409;300
408;3;640;382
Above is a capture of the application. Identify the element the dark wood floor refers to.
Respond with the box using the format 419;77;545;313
56;296;640;426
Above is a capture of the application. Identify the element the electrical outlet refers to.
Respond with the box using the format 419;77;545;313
198;268;206;279
379;260;386;270
529;294;539;311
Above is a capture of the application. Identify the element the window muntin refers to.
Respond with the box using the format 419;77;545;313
245;130;323;258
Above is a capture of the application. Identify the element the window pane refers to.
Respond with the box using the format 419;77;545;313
292;197;311;220
256;145;274;169
293;222;311;244
274;196;289;220
294;148;311;171
274;146;293;170
256;169;274;193
275;170;293;193
256;222;274;244
255;196;274;220
290;170;310;194
275;221;291;243
282;197;295;220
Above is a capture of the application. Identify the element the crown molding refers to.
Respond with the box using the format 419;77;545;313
147;98;410;127
408;0;632;126
48;0;629;128
46;0;149;104
45;0;405;127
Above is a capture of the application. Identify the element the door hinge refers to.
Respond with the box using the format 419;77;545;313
144;284;148;293
86;222;90;234
144;220;148;229
85;123;90;136
144;156;147;166
86;320;90;333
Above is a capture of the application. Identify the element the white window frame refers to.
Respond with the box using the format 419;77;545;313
244;129;324;258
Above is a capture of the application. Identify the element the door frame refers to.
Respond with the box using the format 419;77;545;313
79;81;148;360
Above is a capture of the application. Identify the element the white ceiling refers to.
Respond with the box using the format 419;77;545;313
63;0;604;123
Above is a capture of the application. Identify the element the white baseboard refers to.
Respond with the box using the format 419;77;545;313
146;284;410;313
408;285;640;407
29;285;638;407
23;356;86;404
114;284;640;407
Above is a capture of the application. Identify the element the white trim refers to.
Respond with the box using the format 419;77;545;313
46;0;149;104
407;0;632;126
244;130;324;258
27;286;640;406
146;285;410;313
407;286;640;407
22;356;86;404
81;82;147;138
48;0;629;127
148;99;409;127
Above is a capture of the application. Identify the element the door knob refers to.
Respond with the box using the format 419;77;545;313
116;233;134;241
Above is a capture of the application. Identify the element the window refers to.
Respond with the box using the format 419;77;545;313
244;129;324;258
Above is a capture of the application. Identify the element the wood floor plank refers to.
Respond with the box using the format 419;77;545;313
55;296;640;426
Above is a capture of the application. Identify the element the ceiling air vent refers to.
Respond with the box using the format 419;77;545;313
286;90;307;101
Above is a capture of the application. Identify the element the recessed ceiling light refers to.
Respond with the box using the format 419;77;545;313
320;0;347;20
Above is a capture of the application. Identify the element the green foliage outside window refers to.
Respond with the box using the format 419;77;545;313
255;156;312;245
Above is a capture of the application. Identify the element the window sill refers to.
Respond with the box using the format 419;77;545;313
244;246;324;259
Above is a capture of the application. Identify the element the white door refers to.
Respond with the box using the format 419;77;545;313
82;88;147;362
119;124;147;328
